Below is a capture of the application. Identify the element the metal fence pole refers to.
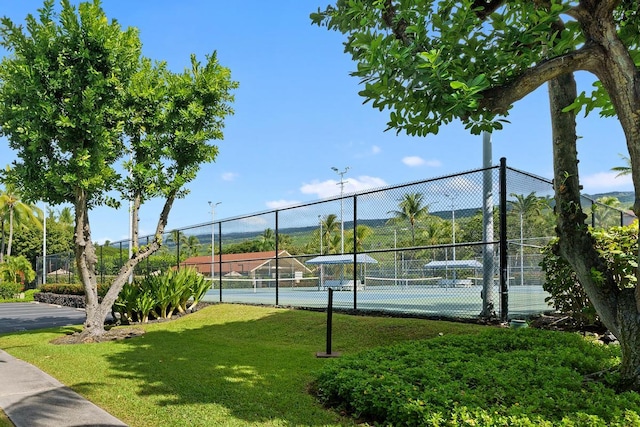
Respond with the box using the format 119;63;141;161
499;157;508;322
352;195;358;311
218;222;223;302
275;210;279;306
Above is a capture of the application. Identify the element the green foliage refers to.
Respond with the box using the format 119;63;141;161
313;329;640;426
0;281;21;299
541;223;638;326
312;1;589;135
0;0;142;207
0;255;35;285
0;287;39;302
40;282;109;297
113;268;210;323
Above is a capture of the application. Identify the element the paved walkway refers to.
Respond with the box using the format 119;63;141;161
0;303;128;426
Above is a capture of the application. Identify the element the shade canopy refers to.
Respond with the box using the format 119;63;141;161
306;254;378;265
424;260;483;269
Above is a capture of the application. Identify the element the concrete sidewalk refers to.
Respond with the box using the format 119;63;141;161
0;349;127;427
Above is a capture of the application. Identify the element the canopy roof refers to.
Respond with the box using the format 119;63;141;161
424;260;483;269
306;254;378;265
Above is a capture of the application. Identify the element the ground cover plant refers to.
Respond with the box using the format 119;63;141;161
312;328;640;426
0;304;484;426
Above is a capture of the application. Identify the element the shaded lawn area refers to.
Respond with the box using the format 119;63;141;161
0;304;486;426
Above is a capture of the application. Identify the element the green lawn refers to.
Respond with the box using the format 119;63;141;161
0;304;486;426
0;410;13;427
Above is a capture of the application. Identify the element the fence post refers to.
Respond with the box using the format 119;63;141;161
218;222;223;302
499;157;508;322
275;210;279;306
352;195;358;311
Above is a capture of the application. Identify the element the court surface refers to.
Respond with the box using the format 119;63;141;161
203;284;552;318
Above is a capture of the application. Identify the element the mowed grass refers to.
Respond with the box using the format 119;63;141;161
0;304;486;426
0;410;13;427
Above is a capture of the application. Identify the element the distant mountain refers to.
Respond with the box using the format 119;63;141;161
584;191;635;207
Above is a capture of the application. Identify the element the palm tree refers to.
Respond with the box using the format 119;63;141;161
58;207;74;226
0;172;42;261
346;225;373;252
183;235;201;257
387;193;429;245
612;154;632;177
166;230;187;253
320;214;340;254
256;228;276;251
508;192;549;219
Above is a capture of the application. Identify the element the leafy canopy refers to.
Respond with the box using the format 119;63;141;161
311;0;639;136
0;0;141;207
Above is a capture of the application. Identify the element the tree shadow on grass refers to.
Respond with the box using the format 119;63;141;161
104;308;351;426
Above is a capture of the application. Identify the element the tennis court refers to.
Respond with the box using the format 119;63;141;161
202;281;552;319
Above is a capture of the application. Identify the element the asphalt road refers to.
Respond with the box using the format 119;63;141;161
0;303;86;334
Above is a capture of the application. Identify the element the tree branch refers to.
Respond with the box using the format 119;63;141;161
479;44;602;114
471;0;505;20
382;0;410;44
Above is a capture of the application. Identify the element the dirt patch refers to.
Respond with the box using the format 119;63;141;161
51;327;146;344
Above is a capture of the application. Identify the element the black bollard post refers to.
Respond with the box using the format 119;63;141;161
326;288;333;354
316;288;341;358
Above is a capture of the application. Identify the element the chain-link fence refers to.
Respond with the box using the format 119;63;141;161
37;159;636;321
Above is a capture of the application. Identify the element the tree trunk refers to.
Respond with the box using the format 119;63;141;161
73;187;104;340
7;205;13;257
548;71;640;389
0;218;5;263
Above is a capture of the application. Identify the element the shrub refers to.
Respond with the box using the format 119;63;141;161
540;223;638;327
113;268;210;323
0;281;22;299
0;255;35;286
312;329;640;426
40;282;110;297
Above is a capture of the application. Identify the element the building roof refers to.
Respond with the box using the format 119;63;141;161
306;254;379;264
424;260;483;269
180;250;311;275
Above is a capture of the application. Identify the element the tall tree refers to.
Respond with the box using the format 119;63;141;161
0;0;236;340
386;192;429;245
314;1;640;388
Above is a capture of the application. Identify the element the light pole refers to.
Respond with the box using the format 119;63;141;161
319;215;324;290
331;166;349;254
208;201;221;280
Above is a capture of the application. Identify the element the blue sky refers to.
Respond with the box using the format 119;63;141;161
0;1;632;244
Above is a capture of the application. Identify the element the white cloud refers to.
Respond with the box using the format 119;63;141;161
402;156;425;167
221;172;238;181
301;176;387;199
581;171;633;191
402;156;442;168
266;199;300;209
371;145;381;155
